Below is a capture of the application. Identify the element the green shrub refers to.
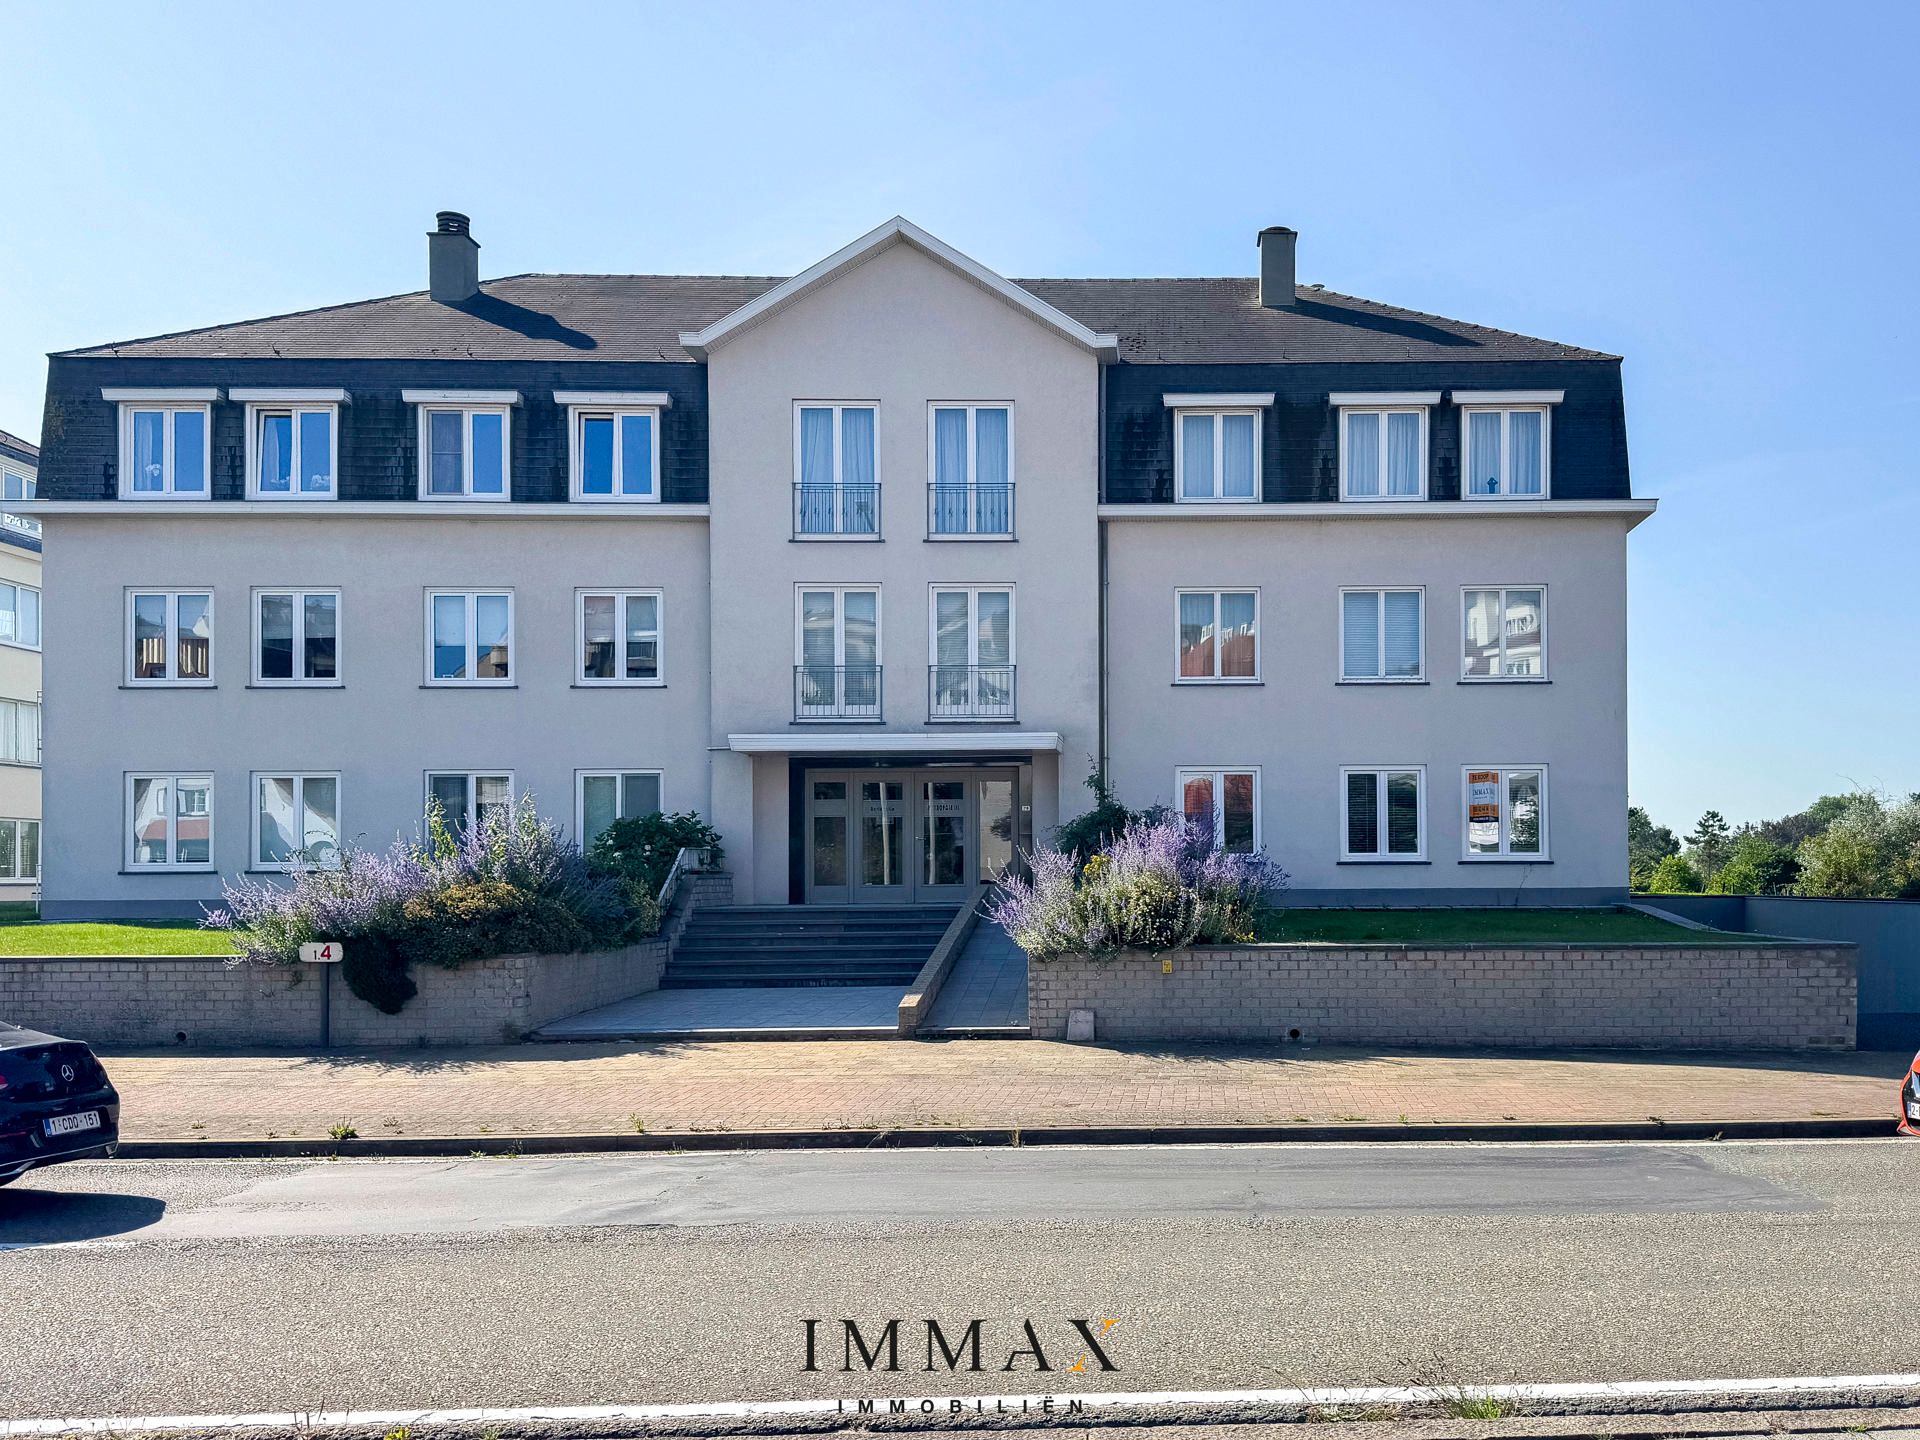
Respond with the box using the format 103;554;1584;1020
1052;765;1169;864
1706;834;1800;895
1643;853;1703;894
588;812;723;901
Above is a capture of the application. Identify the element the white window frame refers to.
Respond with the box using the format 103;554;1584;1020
111;391;215;500
1173;587;1261;684
1455;392;1559;500
1170;399;1267;503
423;590;514;686
125;589;215;687
238;393;343;501
1461;764;1550;861
405;390;517;501
574;769;665;847
125;771;215;871
1460;584;1548;682
926;584;1016;665
793;584;883;668
1338;586;1425;683
0;817;39;881
1339;765;1427;862
423;771;515;832
574;588;664;686
0;699;39;767
250;772;343;872
1174;766;1262;852
925;402;1016;538
1333;393;1437;502
0;579;41;651
559;393;667;503
251;588;342;687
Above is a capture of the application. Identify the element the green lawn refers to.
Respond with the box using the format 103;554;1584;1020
0;918;237;956
1253;907;1742;946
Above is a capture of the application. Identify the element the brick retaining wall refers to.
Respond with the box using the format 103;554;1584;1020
0;871;733;1048
1028;943;1857;1050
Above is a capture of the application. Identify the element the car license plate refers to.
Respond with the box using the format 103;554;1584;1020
44;1111;101;1138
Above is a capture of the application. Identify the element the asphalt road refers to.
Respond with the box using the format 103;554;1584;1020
1;1140;1916;1422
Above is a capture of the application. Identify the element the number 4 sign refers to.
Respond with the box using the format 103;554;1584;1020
299;942;344;964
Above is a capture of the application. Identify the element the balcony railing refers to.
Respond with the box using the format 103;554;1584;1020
793;484;881;538
927;664;1017;721
794;664;883;722
927;482;1014;537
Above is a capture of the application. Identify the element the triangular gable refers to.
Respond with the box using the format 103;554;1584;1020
678;216;1119;361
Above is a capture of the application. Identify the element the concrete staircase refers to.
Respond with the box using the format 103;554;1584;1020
662;905;956;989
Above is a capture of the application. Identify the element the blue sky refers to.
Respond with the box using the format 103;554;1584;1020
4;0;1914;833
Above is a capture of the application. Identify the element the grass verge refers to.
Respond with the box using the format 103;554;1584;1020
0;918;237;956
1253;906;1743;946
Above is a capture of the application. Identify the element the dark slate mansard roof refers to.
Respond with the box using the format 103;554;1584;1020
57;274;1619;366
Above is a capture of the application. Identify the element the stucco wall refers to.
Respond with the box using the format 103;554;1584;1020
1029;942;1856;1050
1103;512;1632;902
39;512;712;917
702;240;1102;901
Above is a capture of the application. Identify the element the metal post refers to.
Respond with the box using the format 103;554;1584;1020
320;961;332;1049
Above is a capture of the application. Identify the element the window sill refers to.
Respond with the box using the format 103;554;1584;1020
1458;678;1551;686
416;493;515;503
790;718;886;726
924;534;1016;543
1335;679;1428;687
1336;858;1431;866
420;683;517;690
1172;679;1263;687
571;681;666;690
790;534;883;543
119;867;217;876
248;495;339;504
1340;494;1429;504
247;682;344;690
0;760;42;770
119;683;216;691
1459;857;1552;864
0;641;42;654
924;717;1021;725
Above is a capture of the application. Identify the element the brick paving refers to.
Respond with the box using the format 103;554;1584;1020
97;1040;1904;1141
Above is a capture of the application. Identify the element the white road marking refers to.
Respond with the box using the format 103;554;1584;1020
4;1372;1918;1435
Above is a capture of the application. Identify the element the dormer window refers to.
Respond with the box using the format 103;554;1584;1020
403;390;517;499
234;389;344;500
1455;390;1561;498
555;391;668;502
1166;394;1270;502
1333;392;1436;501
105;388;217;499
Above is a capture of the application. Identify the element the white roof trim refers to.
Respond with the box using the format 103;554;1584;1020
1451;390;1565;406
101;387;220;403
1162;393;1275;409
728;731;1064;755
1097;498;1657;530
19;501;710;519
229;387;350;404
1329;391;1442;407
552;391;673;408
400;389;521;405
677;217;1119;361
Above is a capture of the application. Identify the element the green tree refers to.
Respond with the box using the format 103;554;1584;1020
1758;793;1853;849
1794;792;1920;898
1706;832;1800;895
1644;853;1704;894
1627;805;1679;889
1685;810;1733;879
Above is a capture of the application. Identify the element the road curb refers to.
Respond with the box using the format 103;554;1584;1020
114;1113;1896;1159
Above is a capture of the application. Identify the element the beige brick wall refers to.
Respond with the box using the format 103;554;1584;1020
0;871;732;1047
1028;944;1858;1051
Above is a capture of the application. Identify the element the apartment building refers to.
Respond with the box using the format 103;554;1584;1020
26;216;1652;919
0;429;42;903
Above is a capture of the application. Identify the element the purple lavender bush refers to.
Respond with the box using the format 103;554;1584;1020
988;813;1286;961
206;793;658;1013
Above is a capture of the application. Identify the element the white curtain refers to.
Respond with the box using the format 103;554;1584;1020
1346;412;1380;496
1222;414;1257;498
934;408;969;532
1180;414;1214;498
132;411;165;492
1386;411;1420;495
840;407;875;531
798;407;835;532
1509;411;1543;494
259;413;291;493
1468;411;1502;495
975;407;1010;532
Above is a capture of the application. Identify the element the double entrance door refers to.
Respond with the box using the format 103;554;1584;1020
805;768;1018;905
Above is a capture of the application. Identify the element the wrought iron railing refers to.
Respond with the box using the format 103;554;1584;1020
794;664;883;721
927;664;1017;721
792;484;881;538
926;482;1014;537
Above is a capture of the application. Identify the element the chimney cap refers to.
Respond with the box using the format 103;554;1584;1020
434;211;472;236
1258;224;1298;237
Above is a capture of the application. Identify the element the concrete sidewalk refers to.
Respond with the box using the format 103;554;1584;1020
98;1040;1903;1143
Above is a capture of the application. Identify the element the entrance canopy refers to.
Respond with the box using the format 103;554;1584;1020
727;731;1063;754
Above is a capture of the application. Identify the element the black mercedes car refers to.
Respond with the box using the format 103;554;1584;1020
0;1022;120;1186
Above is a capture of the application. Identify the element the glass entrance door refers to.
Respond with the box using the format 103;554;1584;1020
919;779;970;901
855;779;909;902
805;768;1022;904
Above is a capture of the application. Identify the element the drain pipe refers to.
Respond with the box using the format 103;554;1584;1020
1096;363;1110;779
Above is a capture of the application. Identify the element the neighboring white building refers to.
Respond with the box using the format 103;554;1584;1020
25;216;1652;918
0;428;42;904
